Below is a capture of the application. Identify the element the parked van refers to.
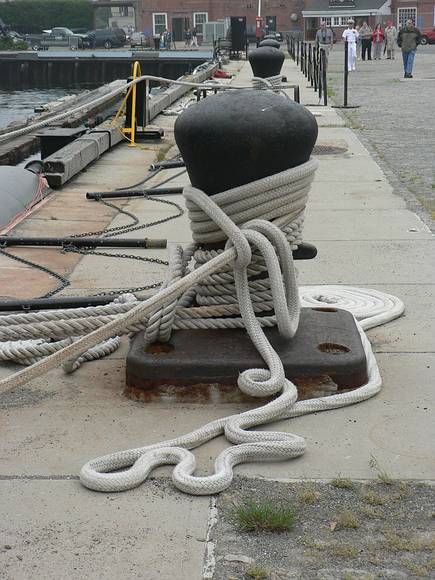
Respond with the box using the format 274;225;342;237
85;28;126;49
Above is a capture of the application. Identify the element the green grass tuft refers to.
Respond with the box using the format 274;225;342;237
330;477;354;490
361;490;389;506
336;510;360;529
246;565;270;579
234;499;296;532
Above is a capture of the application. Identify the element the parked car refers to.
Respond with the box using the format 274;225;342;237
7;30;27;45
420;28;435;45
26;27;85;50
130;32;149;48
84;28;126;49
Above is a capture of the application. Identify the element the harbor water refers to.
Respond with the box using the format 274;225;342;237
0;86;98;130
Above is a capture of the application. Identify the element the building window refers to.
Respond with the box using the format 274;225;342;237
193;12;208;34
119;6;129;17
153;13;167;36
320;17;332;26
324;16;353;27
397;7;417;29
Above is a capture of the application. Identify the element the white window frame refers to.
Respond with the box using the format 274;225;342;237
321;16;354;27
397;7;417;29
320;16;332;26
193;12;208;35
153;13;168;36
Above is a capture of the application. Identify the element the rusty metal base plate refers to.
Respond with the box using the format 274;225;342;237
125;308;368;403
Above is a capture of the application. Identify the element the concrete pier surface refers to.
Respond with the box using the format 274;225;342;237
0;55;434;579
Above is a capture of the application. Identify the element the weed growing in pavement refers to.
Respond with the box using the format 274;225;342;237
329;543;359;558
246;565;270;579
393;481;410;501
401;557;435;577
382;529;435;553
298;488;320;504
361;490;389;506
311;541;358;559
330;476;354;490
369;455;393;485
234;499;296;532
359;505;385;519
335;510;360;529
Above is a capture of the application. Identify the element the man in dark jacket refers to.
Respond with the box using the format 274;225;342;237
397;19;421;78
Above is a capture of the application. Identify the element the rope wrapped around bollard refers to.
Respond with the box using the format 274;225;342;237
78;165;403;495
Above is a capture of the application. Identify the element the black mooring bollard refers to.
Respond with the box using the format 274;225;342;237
259;39;281;49
174;90;318;197
248;46;285;78
127;88;368;399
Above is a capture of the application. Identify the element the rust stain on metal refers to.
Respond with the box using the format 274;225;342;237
124;373;360;405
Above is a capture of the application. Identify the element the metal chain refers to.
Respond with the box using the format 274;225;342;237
61;247;167;296
0;247;71;299
71;195;184;239
2;172;186;300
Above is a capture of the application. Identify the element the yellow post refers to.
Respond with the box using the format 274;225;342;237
112;61;142;147
128;61;142;147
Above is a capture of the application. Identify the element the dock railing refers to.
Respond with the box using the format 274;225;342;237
286;35;328;106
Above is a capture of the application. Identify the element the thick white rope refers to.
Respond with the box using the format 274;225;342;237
0;162;405;495
79;185;403;495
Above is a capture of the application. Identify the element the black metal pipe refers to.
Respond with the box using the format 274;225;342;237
0;295;125;312
344;41;348;107
0;236;167;249
322;49;328;106
150;160;185;170
86;187;183;200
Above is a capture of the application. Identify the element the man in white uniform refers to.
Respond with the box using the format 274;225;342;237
342;20;359;71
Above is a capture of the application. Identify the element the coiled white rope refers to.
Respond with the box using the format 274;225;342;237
0;161;404;495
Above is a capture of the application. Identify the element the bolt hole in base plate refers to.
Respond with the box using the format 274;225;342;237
126;308;368;404
145;343;175;355
317;342;351;354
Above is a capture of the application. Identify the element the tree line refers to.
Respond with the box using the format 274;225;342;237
0;0;94;34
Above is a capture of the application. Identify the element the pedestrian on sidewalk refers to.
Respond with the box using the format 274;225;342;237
385;21;397;59
372;23;385;60
342;20;359;71
184;28;191;47
315;21;334;67
190;27;198;48
397;19;422;78
359;21;373;60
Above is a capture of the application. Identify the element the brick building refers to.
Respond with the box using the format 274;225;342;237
302;0;434;40
98;0;435;39
136;0;305;41
390;0;435;30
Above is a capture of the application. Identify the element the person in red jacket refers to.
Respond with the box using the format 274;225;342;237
372;23;385;60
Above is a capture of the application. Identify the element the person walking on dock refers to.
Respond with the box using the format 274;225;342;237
185;28;191;47
372;23;385;60
385;21;397;59
342;20;359;71
397;19;422;78
315;21;334;67
359;21;373;60
191;27;198;48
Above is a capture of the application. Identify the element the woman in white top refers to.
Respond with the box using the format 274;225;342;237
342;20;359;71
